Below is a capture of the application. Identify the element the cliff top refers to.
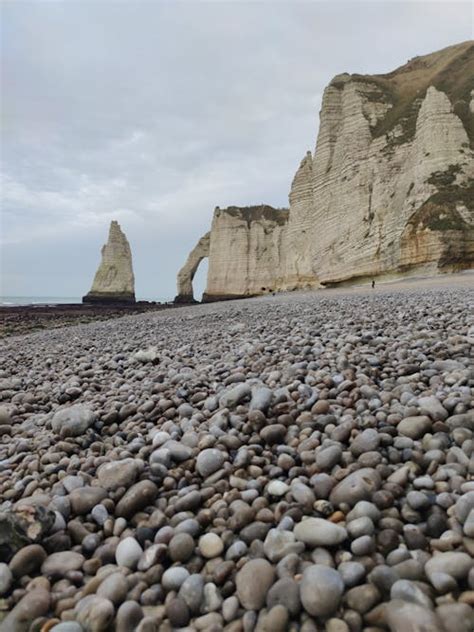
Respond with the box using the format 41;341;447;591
331;40;474;145
215;205;289;226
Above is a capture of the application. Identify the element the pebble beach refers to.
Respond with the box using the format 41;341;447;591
0;276;473;632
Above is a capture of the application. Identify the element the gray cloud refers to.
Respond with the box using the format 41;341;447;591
1;0;472;300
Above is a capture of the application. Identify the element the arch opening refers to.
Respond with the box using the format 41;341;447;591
192;257;208;302
175;232;210;303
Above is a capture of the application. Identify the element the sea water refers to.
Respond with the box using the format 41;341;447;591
0;296;171;306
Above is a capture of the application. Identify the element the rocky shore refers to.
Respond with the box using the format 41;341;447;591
0;281;473;631
0;303;173;339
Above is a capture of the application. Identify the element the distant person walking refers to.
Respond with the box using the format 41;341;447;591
371;279;375;289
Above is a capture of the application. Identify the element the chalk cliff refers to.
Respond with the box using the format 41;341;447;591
83;221;136;304
294;41;474;285
177;41;474;301
176;207;289;302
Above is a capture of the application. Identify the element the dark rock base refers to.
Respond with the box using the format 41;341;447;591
174;295;198;305
82;293;136;305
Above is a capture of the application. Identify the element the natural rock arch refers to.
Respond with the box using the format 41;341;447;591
175;232;210;303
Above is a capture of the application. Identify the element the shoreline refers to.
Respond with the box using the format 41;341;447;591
0;302;180;338
1;270;472;338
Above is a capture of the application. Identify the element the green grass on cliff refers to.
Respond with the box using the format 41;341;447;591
349;41;474;148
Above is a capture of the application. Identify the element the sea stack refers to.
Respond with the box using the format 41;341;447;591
83;220;136;304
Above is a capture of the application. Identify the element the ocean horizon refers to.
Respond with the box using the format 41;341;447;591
0;296;172;306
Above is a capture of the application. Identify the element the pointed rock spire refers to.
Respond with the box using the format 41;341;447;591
83;220;136;304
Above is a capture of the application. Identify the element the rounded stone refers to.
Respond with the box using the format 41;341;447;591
294;517;348;547
96;571;128;605
9;544;47;579
0;563;13;596
76;595;115;632
41;551;85;578
2;589;51;631
267;480;290;496
385;600;442;632
162;567;190;591
115;601;144;632
179;574;205;614
199;533;224;559
196;449;225;477
236;559;275;610
166;597;190;627
266;577;301;617
51;404;96;437
169;533;195;562
114;480;158;519
425;552;472;581
260;604;289;632
338;561;366;587
51;624;84;632
115;537;143;569
300;565;344;617
69;486;107;515
350;429;380;457
96;459;139;491
397;416;432;439
329;468;381;507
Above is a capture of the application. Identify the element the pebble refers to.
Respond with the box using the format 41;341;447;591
96;458;139;490
397;416;432;439
425;552;472;581
51;404;96;437
179;573;205;613
385;599;443;632
169;532;195;562
196;448;225;477
115;537;143;569
75;595;115;631
329;468;381;506
294;517;348;547
2;588;51;631
69;486;107;514
96;571;128;605
162;566;190;591
263;528;304;561
9;544;47;578
0;285;472;631
300;564;344;617
266;577;301;616
115;601;144;632
236;559;275;609
114;480;158;518
41;551;85;578
0;562;13;595
267;480;290;496
199;532;224;558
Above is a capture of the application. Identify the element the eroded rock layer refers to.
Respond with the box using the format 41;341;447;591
297;41;474;285
83;221;136;304
176;206;289;302
177;41;474;300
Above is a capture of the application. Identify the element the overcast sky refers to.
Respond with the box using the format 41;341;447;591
1;1;472;301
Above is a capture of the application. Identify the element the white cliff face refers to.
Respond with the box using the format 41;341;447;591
282;152;319;290
297;80;473;285
175;206;288;302
176;42;474;300
204;206;289;300
83;221;135;303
